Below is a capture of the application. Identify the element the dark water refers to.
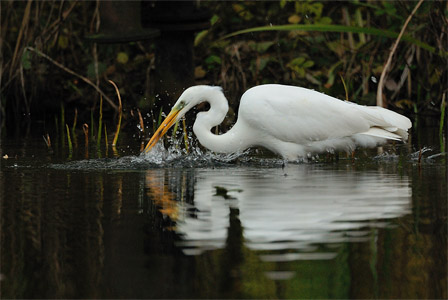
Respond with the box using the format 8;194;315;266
1;133;446;299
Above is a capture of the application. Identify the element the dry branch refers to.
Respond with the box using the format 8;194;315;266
25;46;118;111
376;0;424;107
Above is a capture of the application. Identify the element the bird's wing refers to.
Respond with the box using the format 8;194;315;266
240;85;371;144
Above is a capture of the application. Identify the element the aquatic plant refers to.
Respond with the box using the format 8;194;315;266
96;95;103;149
108;80;122;147
71;108;78;138
440;94;446;153
83;123;89;148
65;124;72;154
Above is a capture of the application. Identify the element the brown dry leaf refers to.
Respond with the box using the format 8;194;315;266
288;14;301;24
195;66;207;79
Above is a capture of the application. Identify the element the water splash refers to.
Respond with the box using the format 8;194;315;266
48;142;255;171
47;142;444;171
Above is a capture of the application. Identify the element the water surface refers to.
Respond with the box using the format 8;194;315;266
1;135;446;299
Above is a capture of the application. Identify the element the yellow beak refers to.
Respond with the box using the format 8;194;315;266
143;108;182;153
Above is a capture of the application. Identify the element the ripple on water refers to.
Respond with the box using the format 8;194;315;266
48;144;256;170
46;143;444;170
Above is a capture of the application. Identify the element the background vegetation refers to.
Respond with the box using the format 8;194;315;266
1;1;447;143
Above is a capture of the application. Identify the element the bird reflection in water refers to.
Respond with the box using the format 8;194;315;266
144;165;411;259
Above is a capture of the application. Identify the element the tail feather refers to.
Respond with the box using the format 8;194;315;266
360;127;403;141
357;106;411;141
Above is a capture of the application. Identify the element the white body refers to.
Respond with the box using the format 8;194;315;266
188;85;411;160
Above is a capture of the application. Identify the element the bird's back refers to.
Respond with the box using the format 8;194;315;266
236;84;411;159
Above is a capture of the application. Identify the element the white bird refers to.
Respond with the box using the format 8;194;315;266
143;84;411;160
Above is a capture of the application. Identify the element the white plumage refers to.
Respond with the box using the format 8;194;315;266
143;84;411;160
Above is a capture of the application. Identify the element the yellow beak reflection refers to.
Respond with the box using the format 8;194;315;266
143;108;181;153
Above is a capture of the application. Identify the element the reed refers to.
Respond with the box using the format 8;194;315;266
137;109;145;151
97;95;103;149
104;124;109;155
157;107;163;127
72;108;78;148
137;108;145;134
43;133;51;149
108;80;122;147
90;110;95;141
418;148;423;165
61;103;66;144
221;24;437;54
65;124;73;153
54;116;59;137
72;108;78;136
172;118;190;152
339;74;349;101
83;123;89;147
173;120;179;137
182;118;189;153
440;93;446;152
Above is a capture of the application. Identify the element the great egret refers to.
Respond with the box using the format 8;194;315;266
143;84;411;160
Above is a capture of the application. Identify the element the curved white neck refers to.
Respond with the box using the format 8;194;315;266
192;90;248;154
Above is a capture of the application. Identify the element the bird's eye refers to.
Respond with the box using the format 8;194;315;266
178;101;186;109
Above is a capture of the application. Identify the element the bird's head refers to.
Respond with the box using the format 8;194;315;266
143;86;221;153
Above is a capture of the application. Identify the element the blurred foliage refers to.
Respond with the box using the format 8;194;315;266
1;0;447;138
195;1;447;113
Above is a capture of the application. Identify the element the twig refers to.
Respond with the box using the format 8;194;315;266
9;0;32;79
41;1;77;44
25;46;119;111
376;0;424;107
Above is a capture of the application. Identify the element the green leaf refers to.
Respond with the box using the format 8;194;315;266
258;57;272;71
87;62;107;79
302;60;314;68
116;52;129;64
280;0;287;9
210;15;219;26
250;41;275;53
205;55;221;66
221;24;439;55
317;16;332;25
289;57;305;66
21;50;31;70
195;30;208;46
58;35;69;49
352;1;403;20
232;3;253;21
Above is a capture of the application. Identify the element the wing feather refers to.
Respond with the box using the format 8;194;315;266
240;85;371;144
